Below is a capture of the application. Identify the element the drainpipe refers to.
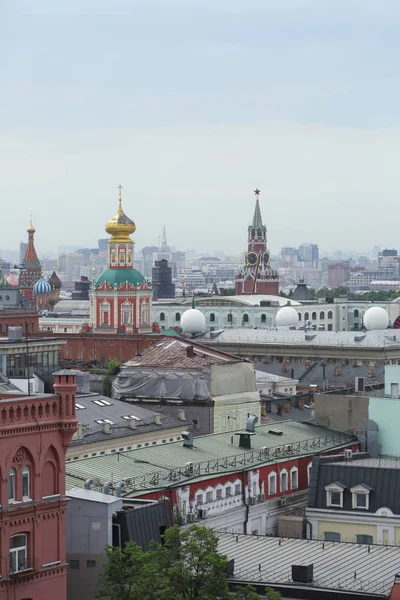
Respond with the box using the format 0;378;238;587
241;470;249;535
306;520;313;540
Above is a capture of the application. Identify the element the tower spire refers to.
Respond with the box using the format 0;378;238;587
252;188;263;229
161;225;168;251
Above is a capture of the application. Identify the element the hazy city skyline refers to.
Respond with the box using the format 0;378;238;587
2;1;400;254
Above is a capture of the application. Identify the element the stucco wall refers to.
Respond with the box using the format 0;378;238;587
316;520;377;543
314;393;369;432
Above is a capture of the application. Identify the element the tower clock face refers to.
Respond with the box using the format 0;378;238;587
246;251;258;266
263;251;270;266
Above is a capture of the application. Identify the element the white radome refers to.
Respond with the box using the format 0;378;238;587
181;309;206;334
276;306;298;327
363;306;389;331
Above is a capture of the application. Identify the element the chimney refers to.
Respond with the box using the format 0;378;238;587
182;430;194;448
76;423;83;439
129;420;137;430
236;433;252;449
154;414;162;425
178;409;186;421
102;422;111;434
186;346;195;358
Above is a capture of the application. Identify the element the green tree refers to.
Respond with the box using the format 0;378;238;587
102;357;121;397
232;586;281;599
265;588;282;600
96;525;230;600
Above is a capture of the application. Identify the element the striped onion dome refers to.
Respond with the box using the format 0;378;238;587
33;275;52;295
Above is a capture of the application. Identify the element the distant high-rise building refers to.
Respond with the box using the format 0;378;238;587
152;259;175;300
141;245;159;278
298;243;319;267
19;242;27;266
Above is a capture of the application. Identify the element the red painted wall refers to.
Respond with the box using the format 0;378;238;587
0;311;39;336
0;373;77;600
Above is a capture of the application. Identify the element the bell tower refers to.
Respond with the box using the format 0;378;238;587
235;189;279;296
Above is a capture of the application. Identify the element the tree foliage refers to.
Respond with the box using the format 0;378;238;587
96;525;282;600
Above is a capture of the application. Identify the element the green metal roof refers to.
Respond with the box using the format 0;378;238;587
65;420;355;497
95;267;145;288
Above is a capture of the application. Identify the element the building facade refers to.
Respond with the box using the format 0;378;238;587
306;452;400;546
0;370;78;600
90;188;152;334
235;190;279;296
65;420;358;537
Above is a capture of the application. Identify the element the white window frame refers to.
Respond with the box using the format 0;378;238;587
100;300;111;326
307;462;312;485
325;483;345;508
196;491;204;505
290;467;298;490
351;485;371;510
22;466;30;500
280;469;288;492
268;472;277;495
8;468;16;503
10;534;27;574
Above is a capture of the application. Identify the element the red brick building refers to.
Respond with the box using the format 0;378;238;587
0;370;77;600
0;309;39;336
235;190;279;296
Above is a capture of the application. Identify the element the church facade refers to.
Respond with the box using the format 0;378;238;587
90;187;153;333
235;190;279;296
19;220;42;307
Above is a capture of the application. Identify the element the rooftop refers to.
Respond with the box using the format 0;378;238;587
123;337;243;369
72;392;186;446
200;328;400;349
65;420;355;496
217;532;400;597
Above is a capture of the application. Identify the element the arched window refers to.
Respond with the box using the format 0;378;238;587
354;309;359;317
304;312;309;320
328;311;333;319
64;327;67;333
210;313;215;322
312;312;317;320
280;469;288;492
159;312;165;322
320;311;325;320
268;472;277;495
298;313;301;321
227;314;233;323
10;534;27;574
8;468;15;502
261;314;266;323
175;312;181;322
22;466;30;499
290;467;298;490
243;314;249;323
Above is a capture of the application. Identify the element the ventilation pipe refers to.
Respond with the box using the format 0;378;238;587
103;481;113;495
84;479;93;490
115;481;125;497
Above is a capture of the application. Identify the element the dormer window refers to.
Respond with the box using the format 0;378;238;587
351;484;371;510
325;482;345;508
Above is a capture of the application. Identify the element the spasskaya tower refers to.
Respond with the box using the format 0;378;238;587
235;189;279;295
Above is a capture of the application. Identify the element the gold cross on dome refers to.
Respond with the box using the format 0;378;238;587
117;184;123;201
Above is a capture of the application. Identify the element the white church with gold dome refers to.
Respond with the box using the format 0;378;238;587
90;186;152;333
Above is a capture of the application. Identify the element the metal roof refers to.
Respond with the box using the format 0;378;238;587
72;392;185;446
123;337;243;369
51;300;90;315
217;532;400;596
65;420;355;496
308;454;400;514
200;328;400;349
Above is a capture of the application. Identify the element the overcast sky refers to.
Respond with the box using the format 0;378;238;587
1;0;400;256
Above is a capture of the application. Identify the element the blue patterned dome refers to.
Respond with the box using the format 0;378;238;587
34;275;51;295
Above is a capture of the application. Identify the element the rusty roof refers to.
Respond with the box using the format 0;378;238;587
123;337;244;370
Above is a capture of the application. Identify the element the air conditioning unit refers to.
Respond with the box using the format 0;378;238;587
344;449;353;460
280;497;287;507
249;497;257;505
257;493;265;502
186;513;196;523
197;508;208;519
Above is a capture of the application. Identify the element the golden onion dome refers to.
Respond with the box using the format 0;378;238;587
105;187;136;242
27;217;35;234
